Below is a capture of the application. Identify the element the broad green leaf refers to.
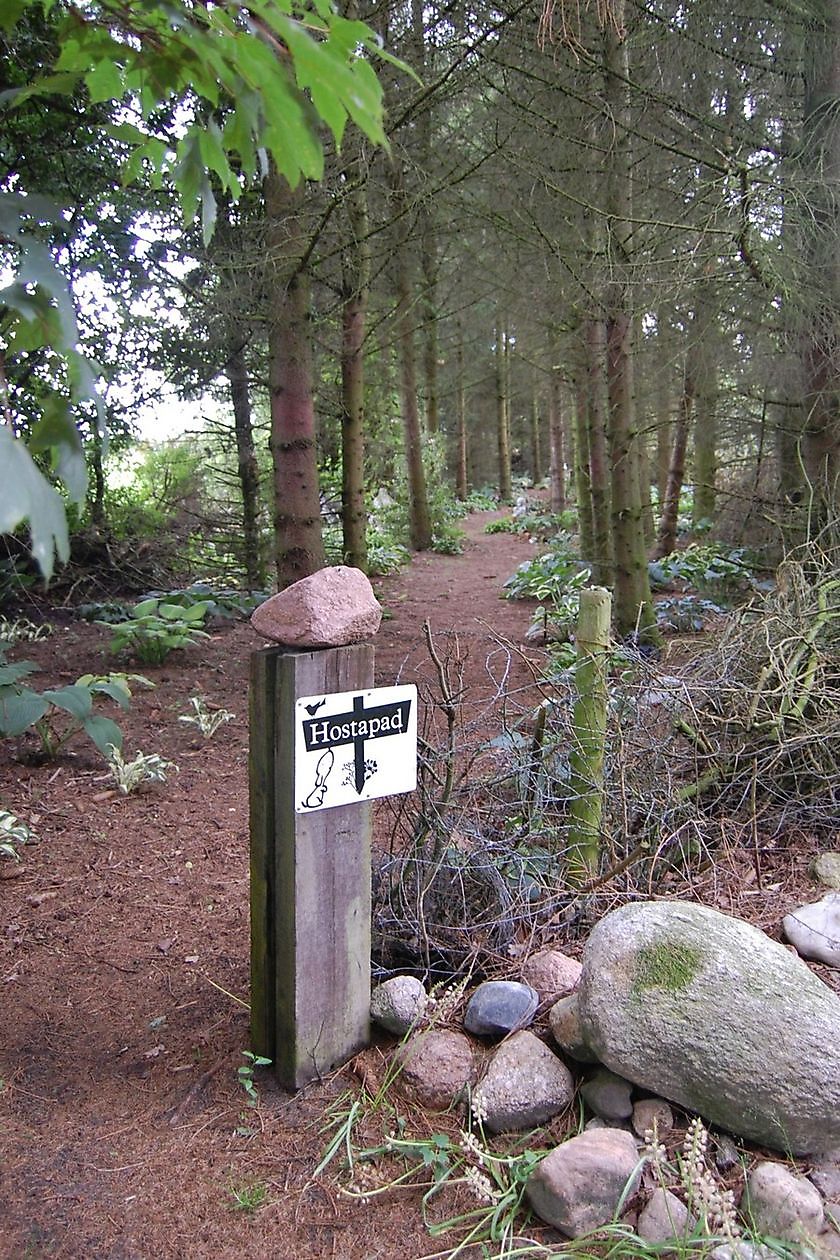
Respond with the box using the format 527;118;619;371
85;57;124;104
0;426;71;580
86;681;132;709
198;119;239;195
29;403;88;502
0;662;38;685
0;688;49;737
0;0;27;33
83;714;123;756
42;685;94;720
179;602;211;622
132;599;159;616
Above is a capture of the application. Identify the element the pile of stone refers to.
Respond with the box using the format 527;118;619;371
370;897;840;1255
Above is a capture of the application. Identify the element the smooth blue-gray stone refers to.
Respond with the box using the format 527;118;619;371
463;980;539;1036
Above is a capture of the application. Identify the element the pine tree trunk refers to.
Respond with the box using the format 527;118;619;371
548;363;566;513
266;167;325;588
690;282;719;526
226;341;265;590
800;0;840;500
655;370;691;559
496;322;513;502
340;135;370;573
601;5;657;643
584;320;613;588
530;373;544;485
573;370;596;565
391;161;432;551
455;318;469;500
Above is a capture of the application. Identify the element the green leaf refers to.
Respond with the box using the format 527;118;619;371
0;426;71;580
132;599;159;616
83;714;123;756
0;0;27;33
29;404;88;502
0;661;38;685
85;57;125;104
0;688;49;736
86;680;132;709
41;685;93;720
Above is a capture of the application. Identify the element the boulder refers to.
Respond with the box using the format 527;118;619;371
472;1030;574;1133
526;1128;642;1237
577;900;840;1154
783;893;840;967
249;565;382;647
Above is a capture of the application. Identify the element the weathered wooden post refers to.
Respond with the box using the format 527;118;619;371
248;566;415;1089
566;585;612;885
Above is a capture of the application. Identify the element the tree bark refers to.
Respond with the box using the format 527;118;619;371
601;4;658;643
584;320;613;588
391;160;432;550
226;340;265;589
455;318;469;499
530;372;543;485
799;0;840;499
265;167;325;588
340;134;370;573
654;367;691;559
496;321;513;502
548;362;566;513
573;369;596;565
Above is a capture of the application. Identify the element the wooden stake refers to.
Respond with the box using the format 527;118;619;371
567;587;611;884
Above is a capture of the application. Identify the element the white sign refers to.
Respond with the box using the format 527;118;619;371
294;684;417;813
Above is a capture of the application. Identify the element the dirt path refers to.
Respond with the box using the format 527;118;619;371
0;510;546;1260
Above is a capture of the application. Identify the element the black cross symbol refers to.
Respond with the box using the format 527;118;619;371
302;694;412;794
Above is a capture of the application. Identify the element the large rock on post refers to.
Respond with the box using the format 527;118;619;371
250;565;382;647
578;901;840;1155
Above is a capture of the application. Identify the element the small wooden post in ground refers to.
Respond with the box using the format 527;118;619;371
249;643;373;1089
566;586;611;884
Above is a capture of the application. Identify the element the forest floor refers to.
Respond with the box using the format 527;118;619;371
0;508;834;1259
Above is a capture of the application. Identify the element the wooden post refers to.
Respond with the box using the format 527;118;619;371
249;643;373;1089
566;587;611;885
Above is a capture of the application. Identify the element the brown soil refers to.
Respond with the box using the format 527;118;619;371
0;509;834;1259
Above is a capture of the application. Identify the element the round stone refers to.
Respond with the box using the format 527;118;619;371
463;980;539;1037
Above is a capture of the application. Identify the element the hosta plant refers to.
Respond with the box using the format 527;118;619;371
0;807;34;860
179;696;234;738
106;747;177;794
101;597;211;665
0;647;150;759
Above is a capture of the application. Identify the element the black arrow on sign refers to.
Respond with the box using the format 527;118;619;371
302;694;412;794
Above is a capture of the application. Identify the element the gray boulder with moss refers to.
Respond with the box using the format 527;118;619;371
577;900;840;1155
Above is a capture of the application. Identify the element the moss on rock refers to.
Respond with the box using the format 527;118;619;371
632;942;703;995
